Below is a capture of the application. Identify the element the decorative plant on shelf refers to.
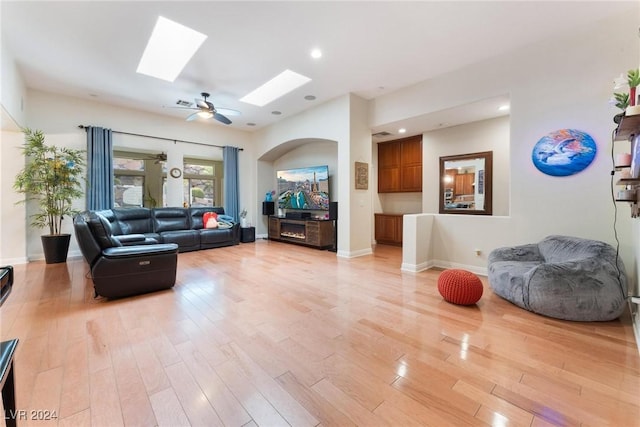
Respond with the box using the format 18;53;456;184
14;128;85;263
613;92;630;111
628;68;640;107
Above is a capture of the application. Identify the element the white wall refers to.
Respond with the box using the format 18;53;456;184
1;38;27;127
377;9;638;277
0;40;29;264
423;116;510;216
0;129;27;264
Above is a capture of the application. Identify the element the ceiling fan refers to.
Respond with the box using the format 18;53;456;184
128;152;167;164
174;92;241;125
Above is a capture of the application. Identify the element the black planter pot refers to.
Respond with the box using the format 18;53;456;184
41;234;71;264
614;112;625;124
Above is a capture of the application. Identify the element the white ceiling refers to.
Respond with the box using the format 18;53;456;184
2;1;635;135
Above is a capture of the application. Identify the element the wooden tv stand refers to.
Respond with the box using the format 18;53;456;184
268;216;335;249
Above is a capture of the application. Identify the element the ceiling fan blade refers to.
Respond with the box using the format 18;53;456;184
215;107;241;116
186;112;200;121
214;113;232;125
165;105;198;111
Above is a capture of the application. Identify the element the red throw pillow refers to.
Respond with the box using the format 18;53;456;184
203;211;218;228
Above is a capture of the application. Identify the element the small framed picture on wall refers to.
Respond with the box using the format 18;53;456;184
355;161;368;190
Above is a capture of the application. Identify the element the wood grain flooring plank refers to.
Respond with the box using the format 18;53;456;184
452;380;534;427
165;361;224;426
225;341;319;426
58;338;90;419
175;340;252;426
23;366;63;427
275;371;356;427
110;346;158;427
89;367;124;427
127;328;171;395
57;408;91;427
215;358;290;426
310;378;381;426
149;387;191;427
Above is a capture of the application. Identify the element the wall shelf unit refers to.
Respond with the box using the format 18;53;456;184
614;114;640;209
614;114;640;142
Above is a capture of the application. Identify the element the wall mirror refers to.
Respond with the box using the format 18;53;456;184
439;151;493;215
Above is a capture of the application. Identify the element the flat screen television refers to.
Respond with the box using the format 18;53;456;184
277;165;330;210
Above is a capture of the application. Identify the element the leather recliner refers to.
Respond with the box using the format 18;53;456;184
73;211;179;299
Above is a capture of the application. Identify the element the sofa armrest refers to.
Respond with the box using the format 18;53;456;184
488;243;542;263
102;243;178;259
113;234;147;245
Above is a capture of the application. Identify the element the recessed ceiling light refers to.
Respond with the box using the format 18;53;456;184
136;16;207;82
246;122;256;126
240;69;311;107
304;95;316;101
398;128;407;134
498;104;510;111
271;111;282;115
310;48;322;59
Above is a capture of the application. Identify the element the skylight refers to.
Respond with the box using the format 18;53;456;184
136;16;207;82
240;70;311;107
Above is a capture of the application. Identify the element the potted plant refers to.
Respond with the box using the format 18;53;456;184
612;92;629;124
13;128;85;263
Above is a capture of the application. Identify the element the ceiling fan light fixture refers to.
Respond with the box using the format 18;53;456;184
196;110;214;119
136;16;207;82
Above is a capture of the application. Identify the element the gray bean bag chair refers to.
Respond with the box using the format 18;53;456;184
487;235;627;321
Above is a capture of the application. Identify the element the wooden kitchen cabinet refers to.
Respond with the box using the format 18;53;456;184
378;135;422;193
374;213;403;246
454;173;475;196
377;142;401;193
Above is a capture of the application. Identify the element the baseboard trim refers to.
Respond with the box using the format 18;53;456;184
337;247;373;259
430;259;488;276
0;256;29;265
401;260;433;273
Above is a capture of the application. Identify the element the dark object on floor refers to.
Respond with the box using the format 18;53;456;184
1;339;18;427
0;266;13;307
240;227;256;243
74;212;179;299
488;235;627;321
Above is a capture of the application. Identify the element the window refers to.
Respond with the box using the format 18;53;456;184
114;152;164;208
183;159;216;207
114;156;145;207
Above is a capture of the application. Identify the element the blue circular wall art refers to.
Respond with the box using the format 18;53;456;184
531;129;597;176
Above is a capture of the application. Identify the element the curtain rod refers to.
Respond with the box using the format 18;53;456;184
77;125;243;151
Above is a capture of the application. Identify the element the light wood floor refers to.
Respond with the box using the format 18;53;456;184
1;240;639;427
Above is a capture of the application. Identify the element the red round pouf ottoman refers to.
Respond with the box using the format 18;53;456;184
437;269;483;305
